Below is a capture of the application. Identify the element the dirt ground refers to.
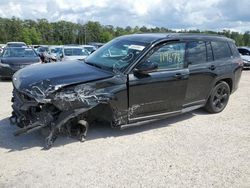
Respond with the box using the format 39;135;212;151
0;71;249;188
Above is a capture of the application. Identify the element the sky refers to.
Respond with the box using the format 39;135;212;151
0;0;250;32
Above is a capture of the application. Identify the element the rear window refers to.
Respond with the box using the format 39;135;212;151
64;48;89;56
3;48;37;57
186;41;206;65
238;48;250;56
211;41;232;60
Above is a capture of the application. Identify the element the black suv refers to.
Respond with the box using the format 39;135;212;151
11;33;243;148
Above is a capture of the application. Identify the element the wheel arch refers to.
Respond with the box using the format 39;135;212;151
214;78;233;93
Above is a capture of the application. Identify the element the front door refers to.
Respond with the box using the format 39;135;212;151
128;42;189;121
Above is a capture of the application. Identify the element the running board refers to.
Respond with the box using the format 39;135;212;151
181;104;204;113
120;119;157;130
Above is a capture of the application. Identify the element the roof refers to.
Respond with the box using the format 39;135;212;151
4;46;30;49
119;33;234;44
63;46;83;49
6;41;26;44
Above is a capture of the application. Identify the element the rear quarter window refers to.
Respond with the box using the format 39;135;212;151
229;42;240;57
211;41;232;60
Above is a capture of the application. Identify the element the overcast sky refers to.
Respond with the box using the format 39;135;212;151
0;0;250;32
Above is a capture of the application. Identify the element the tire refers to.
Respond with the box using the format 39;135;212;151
205;81;230;113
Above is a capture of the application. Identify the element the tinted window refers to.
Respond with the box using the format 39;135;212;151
64;48;89;56
211;41;232;60
228;43;240;57
3;48;37;57
238;48;250;56
186;41;206;65
146;43;185;70
206;42;213;61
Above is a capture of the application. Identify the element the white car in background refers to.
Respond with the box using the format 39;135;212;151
81;45;97;54
62;46;89;61
238;47;250;69
47;45;63;62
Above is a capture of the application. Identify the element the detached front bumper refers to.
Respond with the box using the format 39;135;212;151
11;88;90;149
11;88;54;130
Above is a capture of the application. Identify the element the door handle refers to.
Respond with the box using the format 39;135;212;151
209;65;216;70
173;73;183;79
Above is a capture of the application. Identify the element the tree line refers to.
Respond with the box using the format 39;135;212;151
0;17;250;46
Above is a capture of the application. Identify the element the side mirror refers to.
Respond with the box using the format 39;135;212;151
134;60;158;74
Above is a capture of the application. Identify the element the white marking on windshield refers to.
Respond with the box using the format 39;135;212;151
128;45;145;51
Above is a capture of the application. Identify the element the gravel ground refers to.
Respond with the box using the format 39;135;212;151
0;71;250;188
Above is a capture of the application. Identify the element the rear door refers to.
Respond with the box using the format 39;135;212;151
128;42;189;121
184;41;217;107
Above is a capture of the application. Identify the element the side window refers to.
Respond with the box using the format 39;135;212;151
238;48;250;56
186;41;206;65
206;42;214;62
146;43;185;70
211;41;232;60
229;43;240;57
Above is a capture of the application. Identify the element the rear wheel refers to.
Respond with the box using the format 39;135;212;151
205;81;230;113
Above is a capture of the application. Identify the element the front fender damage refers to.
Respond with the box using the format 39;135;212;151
11;79;122;149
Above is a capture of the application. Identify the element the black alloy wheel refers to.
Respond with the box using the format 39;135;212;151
205;81;230;113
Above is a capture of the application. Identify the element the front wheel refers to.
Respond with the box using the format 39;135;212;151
205;81;230;113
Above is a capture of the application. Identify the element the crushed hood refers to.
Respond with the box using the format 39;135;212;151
13;60;114;96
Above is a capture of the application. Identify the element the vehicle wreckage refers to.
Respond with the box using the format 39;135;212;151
10;33;242;149
10;61;129;149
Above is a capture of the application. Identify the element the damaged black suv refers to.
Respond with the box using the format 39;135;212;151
11;33;243;148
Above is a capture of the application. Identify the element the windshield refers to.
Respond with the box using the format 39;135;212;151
7;43;26;47
3;48;37;57
51;47;62;54
85;37;148;72
64;48;89;56
83;46;95;53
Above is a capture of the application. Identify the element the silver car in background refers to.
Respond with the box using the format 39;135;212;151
47;46;63;62
238;47;250;69
62;46;89;61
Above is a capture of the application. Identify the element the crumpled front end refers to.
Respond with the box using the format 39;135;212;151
10;75;127;149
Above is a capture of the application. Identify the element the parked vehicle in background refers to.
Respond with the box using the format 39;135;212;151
46;46;63;62
61;46;89;61
0;47;41;79
6;42;26;47
238;47;250;69
88;42;104;49
11;33;243;148
37;46;49;63
0;44;5;51
81;45;97;54
0;47;3;55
